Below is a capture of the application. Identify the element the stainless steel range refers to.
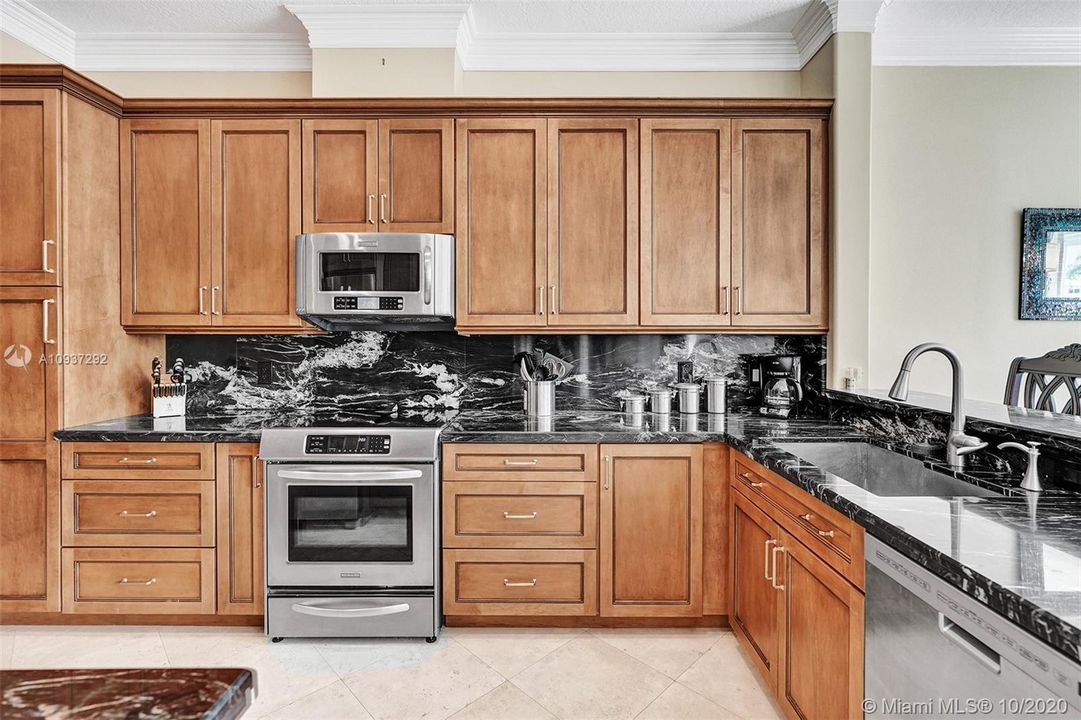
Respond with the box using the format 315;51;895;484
260;425;441;642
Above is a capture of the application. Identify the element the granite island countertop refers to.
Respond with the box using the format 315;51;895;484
54;409;1081;665
0;668;254;720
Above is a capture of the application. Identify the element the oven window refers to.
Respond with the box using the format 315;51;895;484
320;252;420;292
288;486;413;563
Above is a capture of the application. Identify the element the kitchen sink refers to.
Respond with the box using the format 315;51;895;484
772;441;1001;498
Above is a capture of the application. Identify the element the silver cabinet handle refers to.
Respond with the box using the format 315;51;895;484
119;510;157;518
503;459;538;466
119;457;158;464
538;286;545;315
42;299;56;345
367;194;375;225
503;512;538;519
423;245;433;305
770;545;785;590
735;286;743;315
42;239;55;273
503;578;537;587
550;285;557;314
119;577;156;586
722;286;730;315
211;286;221;315
198;286;208;315
292;601;410;618
764;538;777;581
604;455;611;490
379;193;388;223
799;513;835;537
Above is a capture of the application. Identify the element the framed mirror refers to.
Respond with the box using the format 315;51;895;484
1020;208;1081;320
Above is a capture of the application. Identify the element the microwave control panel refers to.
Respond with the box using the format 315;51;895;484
305;434;392;455
333;296;404;311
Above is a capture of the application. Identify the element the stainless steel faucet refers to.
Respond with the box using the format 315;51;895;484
888;343;988;470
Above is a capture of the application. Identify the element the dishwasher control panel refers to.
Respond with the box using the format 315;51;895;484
305;434;392;455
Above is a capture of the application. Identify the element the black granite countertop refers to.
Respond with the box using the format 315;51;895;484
0;668;253;719
54;409;1081;665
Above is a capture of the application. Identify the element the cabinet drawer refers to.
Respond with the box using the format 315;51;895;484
63;443;215;480
62;548;215;614
732;454;863;589
62;480;215;547
443;482;597;549
443;549;597;616
443;444;598;482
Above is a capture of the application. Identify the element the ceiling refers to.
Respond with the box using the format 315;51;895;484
2;0;1079;72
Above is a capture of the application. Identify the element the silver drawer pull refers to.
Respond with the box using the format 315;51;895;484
749;481;765;488
799;513;813;521
119;457;158;464
816;529;835;538
119;577;156;586
799;513;835;537
503;459;538;466
42;239;55;273
503;512;538;519
119;510;157;518
503;578;538;587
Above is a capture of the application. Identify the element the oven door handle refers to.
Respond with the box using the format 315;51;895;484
291;601;411;618
276;469;423;482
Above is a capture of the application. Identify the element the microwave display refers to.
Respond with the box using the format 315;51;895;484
320;252;419;292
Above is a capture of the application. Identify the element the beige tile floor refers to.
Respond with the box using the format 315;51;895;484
0;624;782;720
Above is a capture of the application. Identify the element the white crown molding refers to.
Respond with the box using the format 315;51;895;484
0;0;76;64
793;0;834;65
74;33;311;72
826;0;886;33
287;2;469;49
874;28;1081;66
457;6;803;72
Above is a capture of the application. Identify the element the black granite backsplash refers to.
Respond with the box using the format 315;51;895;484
166;332;826;418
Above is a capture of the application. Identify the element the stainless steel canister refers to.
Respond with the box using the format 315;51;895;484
620;394;647;414
672;383;701;414
705;377;727;415
648;388;674;415
523;380;556;417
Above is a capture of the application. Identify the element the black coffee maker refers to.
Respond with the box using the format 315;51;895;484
749;354;803;418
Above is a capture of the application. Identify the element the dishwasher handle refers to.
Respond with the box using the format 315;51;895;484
938;614;1001;674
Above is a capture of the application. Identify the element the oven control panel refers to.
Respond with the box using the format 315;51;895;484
305;434;392;455
332;296;405;311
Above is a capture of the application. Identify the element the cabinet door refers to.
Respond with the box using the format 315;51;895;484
599;444;702;617
640;119;731;327
379;119;454;233
455;119;547;328
0;89;60;287
216;443;264;615
120;119;212;328
777;531;863;720
730;489;781;690
0;287;60;612
732;119;827;328
302;120;378;232
547;119;638;327
211;120;302;329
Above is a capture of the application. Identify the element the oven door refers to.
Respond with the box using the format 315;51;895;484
266;463;435;588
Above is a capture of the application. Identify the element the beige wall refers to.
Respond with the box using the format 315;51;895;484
86;71;312;98
869;66;1081;402
456;68;801;98
799;36;835;98
312;48;456;97
0;32;55;63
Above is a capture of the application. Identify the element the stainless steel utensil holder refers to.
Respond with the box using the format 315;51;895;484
523;380;556;417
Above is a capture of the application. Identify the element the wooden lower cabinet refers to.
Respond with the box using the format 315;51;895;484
444;549;598;616
216;443;264;615
0;451;60;613
729;451;864;720
600;443;702;617
62;547;216;615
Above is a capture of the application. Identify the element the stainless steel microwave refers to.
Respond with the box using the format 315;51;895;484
295;233;454;331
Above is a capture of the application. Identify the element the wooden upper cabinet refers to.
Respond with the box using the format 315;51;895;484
301;119;452;233
455;119;547;328
547;119;638;327
732;118;827;328
599;444;702;617
640;119;731;327
211;120;302;328
379;119;454;233
120;119;212;328
0;89;60;286
302;119;378;232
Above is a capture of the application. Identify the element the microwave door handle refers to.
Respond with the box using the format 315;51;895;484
276;468;423;482
423;245;433;305
291;601;411;618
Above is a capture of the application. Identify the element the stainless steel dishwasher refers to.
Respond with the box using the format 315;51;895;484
865;536;1081;719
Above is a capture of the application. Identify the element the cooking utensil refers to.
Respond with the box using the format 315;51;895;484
170;358;186;385
513;352;537;381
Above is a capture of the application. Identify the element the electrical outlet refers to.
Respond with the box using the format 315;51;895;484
677;361;695;384
256;361;273;385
